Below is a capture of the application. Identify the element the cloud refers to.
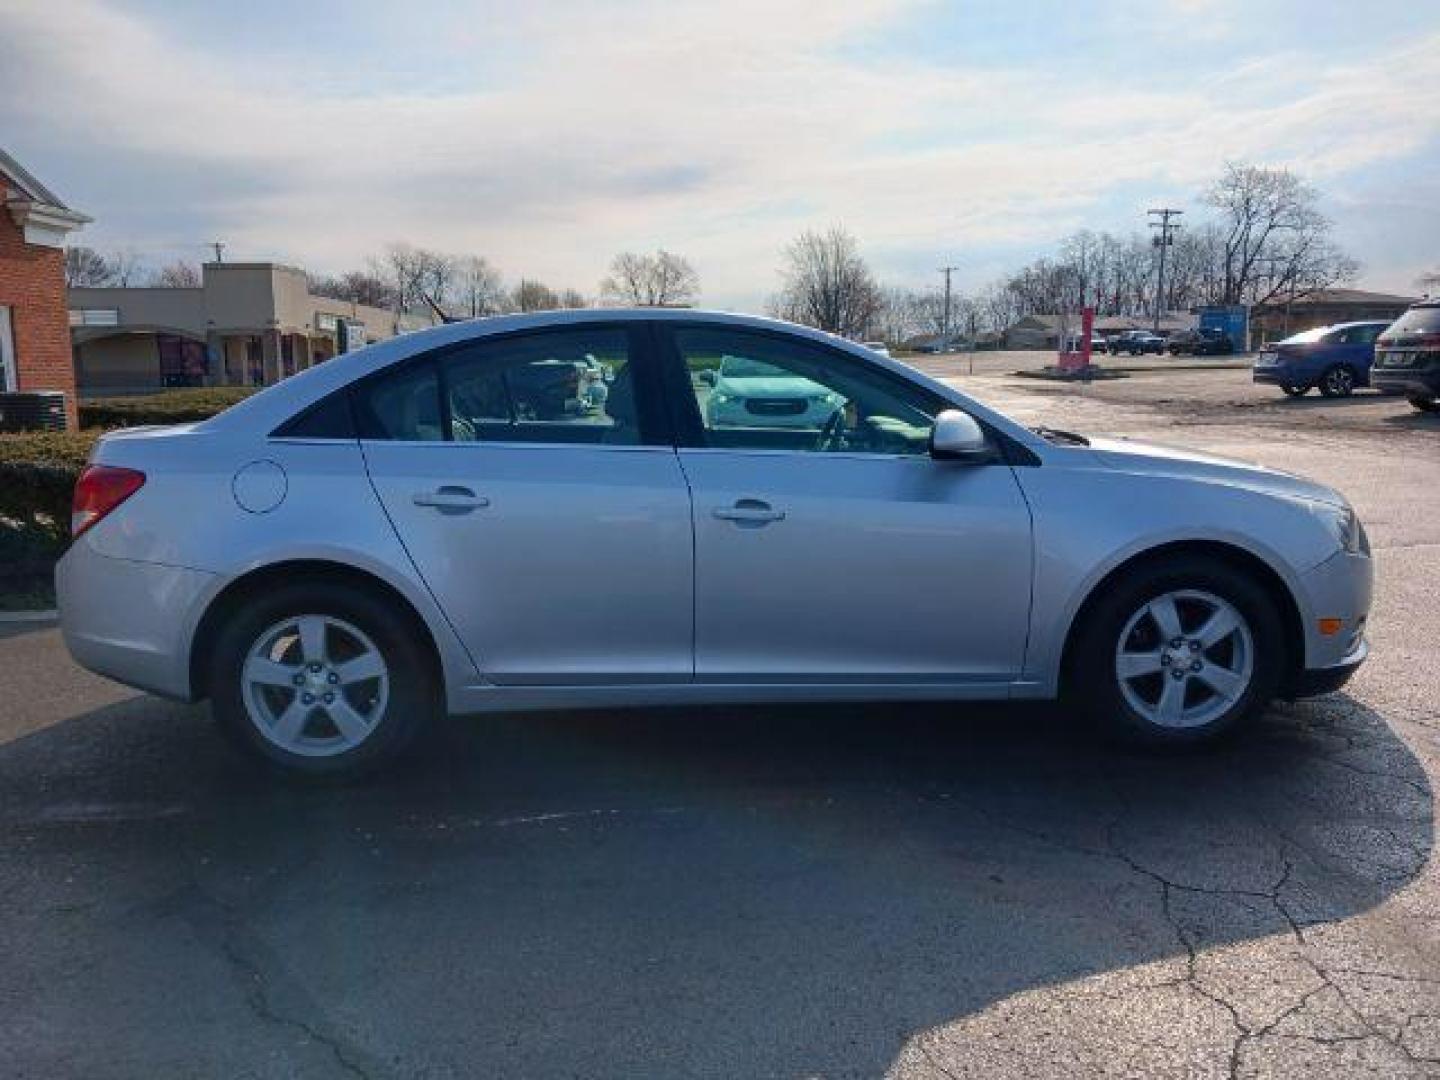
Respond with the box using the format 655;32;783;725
2;0;1437;304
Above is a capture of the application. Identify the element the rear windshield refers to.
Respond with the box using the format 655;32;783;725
1385;306;1440;337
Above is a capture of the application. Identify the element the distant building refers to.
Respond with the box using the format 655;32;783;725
70;262;417;394
1250;288;1416;344
0;148;89;425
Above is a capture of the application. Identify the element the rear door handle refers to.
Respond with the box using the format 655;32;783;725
412;486;490;512
713;499;785;525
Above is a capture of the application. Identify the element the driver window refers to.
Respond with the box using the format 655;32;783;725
674;328;940;455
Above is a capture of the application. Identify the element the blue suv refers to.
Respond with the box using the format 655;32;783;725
1252;321;1390;398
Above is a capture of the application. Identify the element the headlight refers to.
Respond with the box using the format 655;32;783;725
1324;506;1369;555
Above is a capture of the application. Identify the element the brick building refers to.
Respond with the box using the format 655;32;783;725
0;149;89;426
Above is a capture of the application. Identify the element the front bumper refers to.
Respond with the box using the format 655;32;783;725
1288;548;1373;697
1287;640;1367;699
56;540;217;701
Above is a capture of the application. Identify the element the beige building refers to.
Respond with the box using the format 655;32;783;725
69;262;414;394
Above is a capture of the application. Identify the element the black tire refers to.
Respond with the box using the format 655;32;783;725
1068;556;1285;747
1280;384;1308;397
1408;394;1440;413
1318;365;1356;398
209;581;439;778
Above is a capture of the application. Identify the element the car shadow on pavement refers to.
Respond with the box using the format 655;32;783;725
0;692;1430;1077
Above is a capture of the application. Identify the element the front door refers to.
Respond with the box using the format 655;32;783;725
659;324;1033;683
360;324;693;685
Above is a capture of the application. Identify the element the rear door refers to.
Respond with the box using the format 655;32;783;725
359;323;694;685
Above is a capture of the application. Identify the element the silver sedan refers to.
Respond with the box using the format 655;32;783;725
57;310;1373;776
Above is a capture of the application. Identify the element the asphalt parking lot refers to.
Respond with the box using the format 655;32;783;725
2;364;1437;1078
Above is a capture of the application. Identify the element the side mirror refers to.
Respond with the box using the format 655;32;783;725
929;409;993;463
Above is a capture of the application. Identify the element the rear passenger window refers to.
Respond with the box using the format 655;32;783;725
353;360;443;441
443;329;639;445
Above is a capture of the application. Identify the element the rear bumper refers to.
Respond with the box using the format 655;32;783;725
56;540;216;701
1371;370;1440;397
1252;367;1300;386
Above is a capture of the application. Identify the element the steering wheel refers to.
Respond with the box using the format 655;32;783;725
817;409;848;453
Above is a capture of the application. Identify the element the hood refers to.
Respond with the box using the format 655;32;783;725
1085;436;1347;508
715;376;832;398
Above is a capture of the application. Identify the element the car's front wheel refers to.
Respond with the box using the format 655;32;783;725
1069;557;1284;745
209;582;438;777
1408;394;1440;413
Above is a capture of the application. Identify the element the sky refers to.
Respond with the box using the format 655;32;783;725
2;0;1437;309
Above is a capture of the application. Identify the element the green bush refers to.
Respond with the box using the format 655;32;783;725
79;386;256;428
0;431;98;551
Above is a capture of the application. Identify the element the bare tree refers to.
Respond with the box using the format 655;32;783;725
309;270;398;309
1204;162;1356;306
600;250;699;306
371;244;455;314
772;225;880;338
453;255;506;318
557;288;588;309
150;260;201;288
513;279;560;312
1418;268;1440;294
64;246;115;287
109;248;144;287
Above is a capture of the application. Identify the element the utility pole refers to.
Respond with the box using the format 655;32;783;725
938;265;959;346
1147;209;1181;332
209;240;226;263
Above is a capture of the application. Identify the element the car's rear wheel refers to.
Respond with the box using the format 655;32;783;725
1069;557;1284;746
210;582;438;777
1407;394;1440;413
1281;384;1308;397
1318;365;1356;398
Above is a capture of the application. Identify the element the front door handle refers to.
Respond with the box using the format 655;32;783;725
412;486;490;512
713;499;785;525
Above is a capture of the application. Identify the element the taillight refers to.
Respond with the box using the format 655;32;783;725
72;465;146;538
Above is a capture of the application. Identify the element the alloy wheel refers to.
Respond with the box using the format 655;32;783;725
1114;590;1255;729
1324;367;1354;396
242;614;390;757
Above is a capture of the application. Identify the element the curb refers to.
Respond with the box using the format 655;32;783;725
0;608;59;624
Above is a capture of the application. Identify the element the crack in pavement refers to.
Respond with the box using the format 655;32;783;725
166;885;383;1080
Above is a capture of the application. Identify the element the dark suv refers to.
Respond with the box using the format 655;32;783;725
1107;330;1165;356
1372;301;1440;412
1167;327;1235;356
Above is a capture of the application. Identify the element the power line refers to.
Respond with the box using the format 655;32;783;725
1147;209;1182;332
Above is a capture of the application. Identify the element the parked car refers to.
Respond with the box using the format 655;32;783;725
1371;300;1440;412
705;353;844;430
1251;321;1389;398
57;309;1373;776
1167;327;1235;356
1107;331;1165;356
